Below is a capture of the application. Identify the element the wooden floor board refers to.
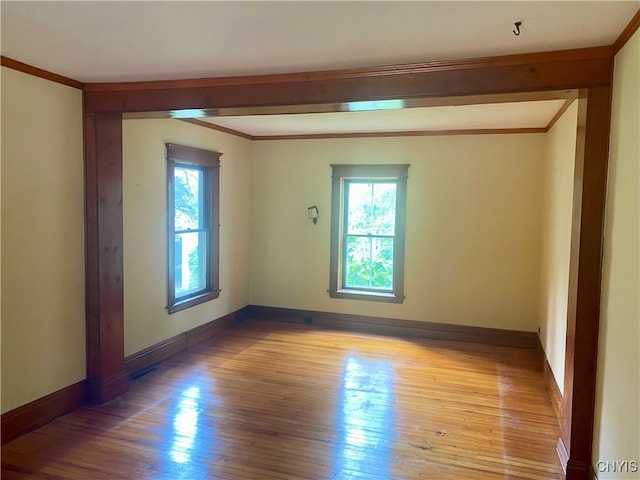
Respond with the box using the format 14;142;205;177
2;319;562;479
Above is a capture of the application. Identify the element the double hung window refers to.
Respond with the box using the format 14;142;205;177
166;143;221;313
329;164;409;303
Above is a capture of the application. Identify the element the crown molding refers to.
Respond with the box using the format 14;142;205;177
1;56;83;89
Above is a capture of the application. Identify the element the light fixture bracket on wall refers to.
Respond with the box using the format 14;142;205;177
307;205;319;224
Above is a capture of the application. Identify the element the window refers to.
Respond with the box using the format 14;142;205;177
329;164;409;303
166;143;221;313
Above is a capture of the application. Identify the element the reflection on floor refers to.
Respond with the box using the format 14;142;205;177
1;319;562;479
170;385;201;465
334;355;395;479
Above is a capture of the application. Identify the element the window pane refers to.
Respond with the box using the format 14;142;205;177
345;236;371;288
346;182;373;234
371;183;396;235
345;236;394;290
346;181;396;236
371;237;394;289
175;231;207;297
174;166;203;231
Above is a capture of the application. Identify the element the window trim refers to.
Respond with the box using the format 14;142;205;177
166;143;221;314
329;164;409;303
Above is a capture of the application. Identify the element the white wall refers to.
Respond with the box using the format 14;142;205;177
592;29;640;479
1;67;85;413
249;134;546;331
123;120;252;356
538;102;578;394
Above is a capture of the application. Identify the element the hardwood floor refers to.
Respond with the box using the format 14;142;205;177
1;320;562;479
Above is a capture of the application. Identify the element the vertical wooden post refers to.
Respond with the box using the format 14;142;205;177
83;112;128;403
560;85;613;479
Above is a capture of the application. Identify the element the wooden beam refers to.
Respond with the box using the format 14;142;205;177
562;85;613;480
84;47;612;113
83;112;128;403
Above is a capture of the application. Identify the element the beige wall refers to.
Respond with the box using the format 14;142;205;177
250;134;546;331
1;67;85;413
538;101;578;394
123;119;252;356
592;30;640;479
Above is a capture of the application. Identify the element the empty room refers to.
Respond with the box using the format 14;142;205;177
1;2;638;480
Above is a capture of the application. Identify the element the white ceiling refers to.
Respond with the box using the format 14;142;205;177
1;1;638;83
204;99;567;137
1;1;636;135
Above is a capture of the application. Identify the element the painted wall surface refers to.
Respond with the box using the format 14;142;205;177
538;102;578;394
250;134;546;331
123;120;252;356
592;30;640;479
1;67;85;413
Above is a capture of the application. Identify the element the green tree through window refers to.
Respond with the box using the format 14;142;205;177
344;181;396;290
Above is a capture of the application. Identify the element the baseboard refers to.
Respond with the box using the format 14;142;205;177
125;306;249;376
186;308;246;348
567;459;592;480
536;335;564;428
125;333;188;376
247;305;538;349
2;307;247;445
1;380;87;445
86;370;130;404
557;436;570;474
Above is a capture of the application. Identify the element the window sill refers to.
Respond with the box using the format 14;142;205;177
328;289;405;304
168;290;220;314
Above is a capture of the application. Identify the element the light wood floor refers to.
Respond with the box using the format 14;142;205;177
2;320;562;479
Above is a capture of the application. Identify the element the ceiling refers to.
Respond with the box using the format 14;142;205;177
202;100;567;137
2;1;637;136
1;1;637;83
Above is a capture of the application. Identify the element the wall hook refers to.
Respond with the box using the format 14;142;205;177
513;21;522;36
